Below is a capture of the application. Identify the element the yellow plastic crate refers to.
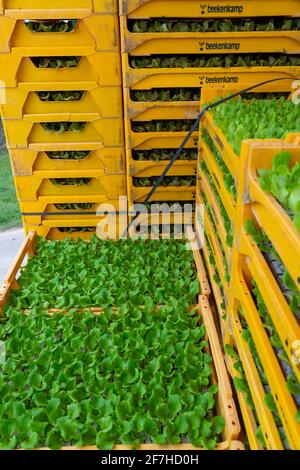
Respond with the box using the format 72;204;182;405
119;0;300;18
122;53;300;89
23;219;127;241
0;14;120;53
200;134;237;222
196;193;230;293
201;236;227;339
244;140;300;288
128;175;196;203
127;149;196;176
225;335;283;450
123;86;199;120
9;147;125;176
231;139;300;382
125;122;198;150
14;172;127;201
198;163;232;265
120;16;300;55
0;51;122;88
200;87;296;177
0;0;118;14
20;198;126;226
1;85;123;119
225;251;300;449
2;116;124;148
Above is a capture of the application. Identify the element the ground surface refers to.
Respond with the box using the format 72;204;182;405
0;150;22;230
0;227;25;285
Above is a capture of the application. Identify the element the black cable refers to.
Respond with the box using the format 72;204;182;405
21;77;298;233
123;76;298;237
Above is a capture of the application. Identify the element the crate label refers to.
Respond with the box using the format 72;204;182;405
199;75;239;85
200;4;244;15
200;41;241;51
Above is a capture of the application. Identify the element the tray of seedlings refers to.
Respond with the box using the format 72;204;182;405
119;0;300;19
1;86;124;120
0;231;242;450
120;16;300;55
9;147;126;177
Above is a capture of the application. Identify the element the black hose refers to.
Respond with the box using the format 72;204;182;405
123;76;298;237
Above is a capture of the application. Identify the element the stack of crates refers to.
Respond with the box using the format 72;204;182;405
119;0;300;237
195;86;300;449
224;134;300;450
0;0;127;240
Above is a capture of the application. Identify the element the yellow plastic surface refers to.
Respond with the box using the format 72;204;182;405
125;121;198;150
201;238;227;339
0;0;118;14
120;17;300;55
1;85;123;119
129;176;196;203
0;51;122;87
245;140;300;288
123;86;199;120
14;173;127;202
226;344;273;450
196;193;229;293
24;220;127;241
226;256;300;449
120;0;300;18
2;116;124;148
0;14;120;52
198;164;232;264
126;149;197;177
9;147;126;177
200;138;236;222
122;53;300;89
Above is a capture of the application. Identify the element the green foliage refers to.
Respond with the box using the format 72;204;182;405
130;18;300;33
133;149;197;161
131;88;200;102
0;150;21;230
57;227;96;234
26;20;77;33
245;220;300;319
50;178;91;186
201;129;237;199
133;176;196;187
31;57;81;69
41;122;86;134
258;151;300;233
46;151;89;160
200;160;233;247
38;91;84;102
131;54;300;70
204;236;225;301
210;98;300;155
7;237;199;310
0;305;224;450
54;203;94;211
251;281;300;424
200;191;230;283
132;120;195;133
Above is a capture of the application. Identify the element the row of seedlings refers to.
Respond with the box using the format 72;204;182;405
0;229;243;450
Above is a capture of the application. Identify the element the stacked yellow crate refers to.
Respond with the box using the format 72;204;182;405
0;0;127;240
195;86;300;449
225;135;300;450
119;0;300;237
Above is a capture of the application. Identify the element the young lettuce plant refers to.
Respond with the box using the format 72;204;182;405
0;304;224;450
7;238;200;310
258;151;300;233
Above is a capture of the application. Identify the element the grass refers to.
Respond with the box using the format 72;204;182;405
0;150;22;230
